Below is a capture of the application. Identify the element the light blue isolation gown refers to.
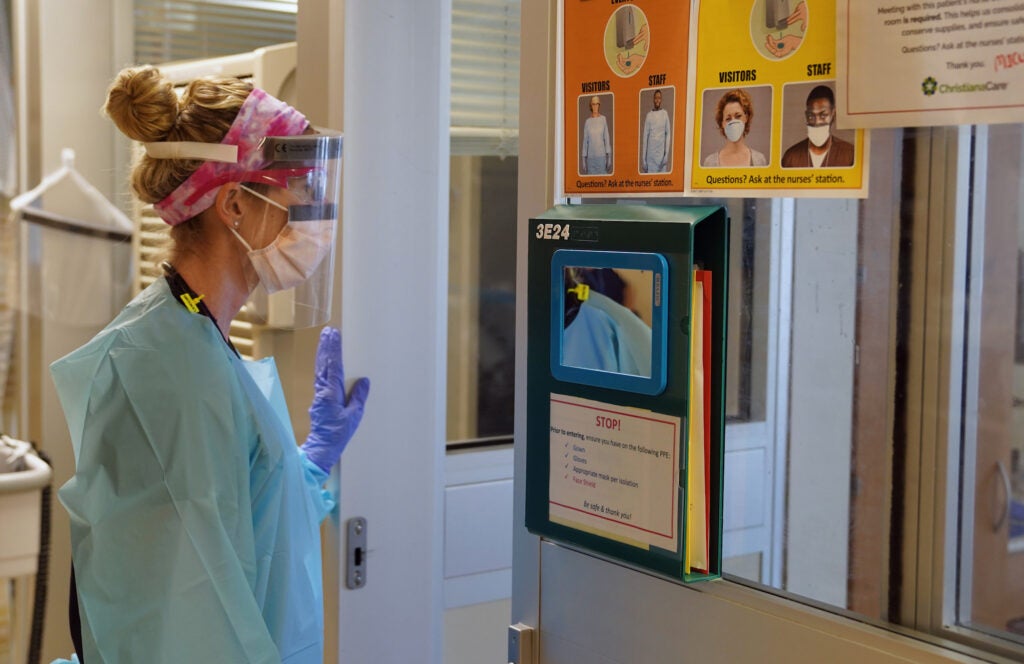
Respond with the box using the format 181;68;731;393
642;108;671;173
50;278;333;664
582;114;611;175
563;291;652;377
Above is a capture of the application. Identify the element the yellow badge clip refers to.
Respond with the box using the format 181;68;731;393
180;292;205;314
567;283;590;302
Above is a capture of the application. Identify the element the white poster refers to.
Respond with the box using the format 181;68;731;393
838;0;1024;127
548;393;681;551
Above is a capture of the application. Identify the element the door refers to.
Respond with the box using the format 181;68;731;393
300;1;449;662
964;123;1024;636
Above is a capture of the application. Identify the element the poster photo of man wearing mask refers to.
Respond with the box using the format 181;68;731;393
780;81;855;168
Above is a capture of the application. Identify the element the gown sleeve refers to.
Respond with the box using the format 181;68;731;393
299;450;336;521
662;113;671;162
54;343;281;664
242;355;335;522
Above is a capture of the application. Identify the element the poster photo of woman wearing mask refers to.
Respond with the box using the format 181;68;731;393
700;86;772;168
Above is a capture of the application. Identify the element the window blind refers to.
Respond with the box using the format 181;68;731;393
133;0;297;64
451;0;520;157
136;0;520;155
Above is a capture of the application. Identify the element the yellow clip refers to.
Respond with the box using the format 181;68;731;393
180;292;205;314
567;283;590;302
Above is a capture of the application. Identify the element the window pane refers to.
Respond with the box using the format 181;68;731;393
960;122;1024;645
726;199;771;423
447;155;518;444
714;124;1024;660
723;129;906;625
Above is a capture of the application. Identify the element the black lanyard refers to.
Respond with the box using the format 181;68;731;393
162;262;240;358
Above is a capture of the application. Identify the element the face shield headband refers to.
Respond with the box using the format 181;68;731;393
145;88;309;226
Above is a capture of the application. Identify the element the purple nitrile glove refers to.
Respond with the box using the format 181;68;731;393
301;326;370;474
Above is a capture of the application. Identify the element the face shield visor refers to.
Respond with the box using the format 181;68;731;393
145;89;343;328
239;132;343;329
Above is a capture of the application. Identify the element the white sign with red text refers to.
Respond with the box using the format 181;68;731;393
838;0;1024;127
548;393;681;551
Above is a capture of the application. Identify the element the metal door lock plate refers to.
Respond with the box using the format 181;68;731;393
346;517;367;589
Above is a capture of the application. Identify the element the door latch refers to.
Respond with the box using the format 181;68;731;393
346;517;367;589
507;623;535;664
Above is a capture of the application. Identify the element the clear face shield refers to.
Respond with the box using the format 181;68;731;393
238;132;343;329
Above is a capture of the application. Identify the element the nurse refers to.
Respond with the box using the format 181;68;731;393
50;66;369;663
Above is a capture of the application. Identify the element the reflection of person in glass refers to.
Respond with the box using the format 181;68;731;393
581;96;611;175
702;89;767;167
781;84;854;168
562;267;652;377
640;89;671;174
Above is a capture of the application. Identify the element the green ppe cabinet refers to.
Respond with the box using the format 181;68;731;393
525;204;728;583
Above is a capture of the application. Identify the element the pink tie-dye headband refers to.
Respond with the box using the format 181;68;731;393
146;88;309;226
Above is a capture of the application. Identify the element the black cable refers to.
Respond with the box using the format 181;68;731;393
28;445;51;664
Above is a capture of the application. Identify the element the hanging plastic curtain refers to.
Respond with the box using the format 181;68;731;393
0;0;17;413
0;204;13;414
10;149;134;328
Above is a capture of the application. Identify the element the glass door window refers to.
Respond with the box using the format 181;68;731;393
959;122;1024;648
715;122;1024;660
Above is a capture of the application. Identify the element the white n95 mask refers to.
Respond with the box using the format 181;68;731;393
724;120;745;143
233;185;335;293
807;124;831;147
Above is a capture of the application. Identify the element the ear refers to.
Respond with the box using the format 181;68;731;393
212;183;245;228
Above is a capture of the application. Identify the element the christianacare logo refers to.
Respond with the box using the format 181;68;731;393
920;75;1008;96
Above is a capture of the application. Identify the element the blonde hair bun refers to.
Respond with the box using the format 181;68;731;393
103;66;178;143
105;66;252;206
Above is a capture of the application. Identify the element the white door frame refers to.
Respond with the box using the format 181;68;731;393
301;0;451;661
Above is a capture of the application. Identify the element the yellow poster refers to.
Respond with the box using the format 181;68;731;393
689;0;869;197
562;0;690;196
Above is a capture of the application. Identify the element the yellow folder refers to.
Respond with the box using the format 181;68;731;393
686;270;711;574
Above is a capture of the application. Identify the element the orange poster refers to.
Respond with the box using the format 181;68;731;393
562;1;690;197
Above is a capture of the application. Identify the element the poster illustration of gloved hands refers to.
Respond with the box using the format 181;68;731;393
688;0;870;197
562;0;690;196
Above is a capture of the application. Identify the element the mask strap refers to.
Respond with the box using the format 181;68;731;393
239;184;289;213
229;225;255;253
